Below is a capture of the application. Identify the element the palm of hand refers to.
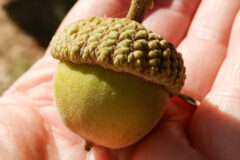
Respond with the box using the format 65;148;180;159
1;0;240;159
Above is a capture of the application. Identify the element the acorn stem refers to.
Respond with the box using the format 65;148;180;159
127;0;154;23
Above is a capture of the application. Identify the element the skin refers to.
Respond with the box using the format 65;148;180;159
0;0;240;159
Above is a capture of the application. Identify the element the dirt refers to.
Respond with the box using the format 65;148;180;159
0;6;44;94
0;0;76;95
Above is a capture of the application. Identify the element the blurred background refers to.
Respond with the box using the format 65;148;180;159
0;0;77;95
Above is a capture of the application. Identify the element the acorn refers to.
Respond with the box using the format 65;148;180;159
50;0;186;150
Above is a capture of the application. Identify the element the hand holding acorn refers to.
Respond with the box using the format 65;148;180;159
50;0;185;150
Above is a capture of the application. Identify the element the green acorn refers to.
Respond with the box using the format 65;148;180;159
50;0;186;150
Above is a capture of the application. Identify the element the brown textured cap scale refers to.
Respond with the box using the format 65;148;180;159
50;16;186;96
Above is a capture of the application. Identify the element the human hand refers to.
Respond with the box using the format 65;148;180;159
1;0;240;159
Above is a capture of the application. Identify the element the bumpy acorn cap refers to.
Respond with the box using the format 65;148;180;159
50;16;186;96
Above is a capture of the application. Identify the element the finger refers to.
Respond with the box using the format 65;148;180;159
143;0;200;46
208;10;240;119
59;0;130;28
178;0;240;100
190;11;240;160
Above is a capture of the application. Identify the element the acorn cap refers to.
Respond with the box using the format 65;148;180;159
50;16;186;96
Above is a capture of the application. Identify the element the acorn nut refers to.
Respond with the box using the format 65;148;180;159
50;16;186;149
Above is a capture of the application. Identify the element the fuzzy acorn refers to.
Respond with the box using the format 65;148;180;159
50;0;186;150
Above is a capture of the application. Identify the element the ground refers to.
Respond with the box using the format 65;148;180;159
0;0;76;94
